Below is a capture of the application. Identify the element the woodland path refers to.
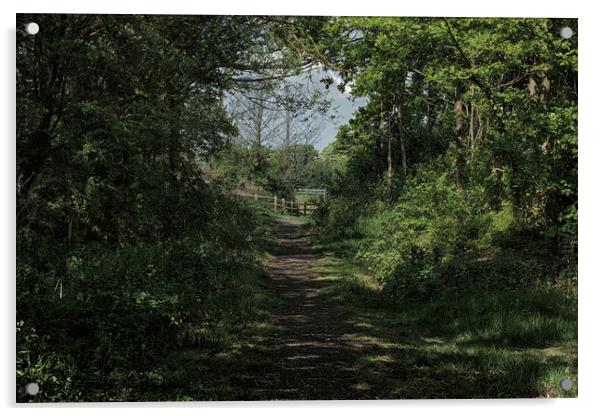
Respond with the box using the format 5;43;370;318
231;218;402;400
218;218;562;400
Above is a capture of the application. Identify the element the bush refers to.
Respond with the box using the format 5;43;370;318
17;321;80;402
317;155;576;301
312;197;365;241
16;195;269;401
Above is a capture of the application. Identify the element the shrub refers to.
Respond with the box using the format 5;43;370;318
16;195;268;400
318;155;575;300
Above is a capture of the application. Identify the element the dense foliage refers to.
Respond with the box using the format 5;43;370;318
16;14;577;401
211;142;335;198
15;14;323;401
312;17;577;298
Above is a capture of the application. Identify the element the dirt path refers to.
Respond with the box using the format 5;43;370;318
221;218;572;400
232;218;398;400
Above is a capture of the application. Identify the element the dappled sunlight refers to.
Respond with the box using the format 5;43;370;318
365;354;396;363
226;217;577;399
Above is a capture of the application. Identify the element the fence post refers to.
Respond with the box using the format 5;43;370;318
296;201;299;216
303;202;307;216
273;195;277;211
254;193;258;201
282;198;285;212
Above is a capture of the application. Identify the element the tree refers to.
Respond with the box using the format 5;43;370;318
310;17;577;292
15;14;332;400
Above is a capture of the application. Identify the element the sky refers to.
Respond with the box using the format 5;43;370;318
228;67;367;152
316;81;366;151
292;67;367;151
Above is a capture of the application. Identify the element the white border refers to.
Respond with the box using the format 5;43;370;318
2;1;599;415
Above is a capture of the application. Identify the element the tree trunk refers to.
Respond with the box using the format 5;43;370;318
469;100;475;155
426;83;434;154
387;121;393;194
381;99;393;196
396;91;407;176
454;82;465;188
254;105;264;170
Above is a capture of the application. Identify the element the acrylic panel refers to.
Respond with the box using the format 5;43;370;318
16;13;578;402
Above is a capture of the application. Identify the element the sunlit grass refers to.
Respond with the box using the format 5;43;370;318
312;250;578;398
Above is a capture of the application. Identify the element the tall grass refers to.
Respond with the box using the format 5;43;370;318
404;289;577;347
314;254;577;398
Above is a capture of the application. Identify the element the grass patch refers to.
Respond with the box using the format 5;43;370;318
311;251;578;398
102;265;282;401
17;201;285;402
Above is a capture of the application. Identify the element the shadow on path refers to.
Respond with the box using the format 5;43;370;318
227;218;406;399
226;218;568;400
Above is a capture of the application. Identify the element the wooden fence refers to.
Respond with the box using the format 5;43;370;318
233;192;319;216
